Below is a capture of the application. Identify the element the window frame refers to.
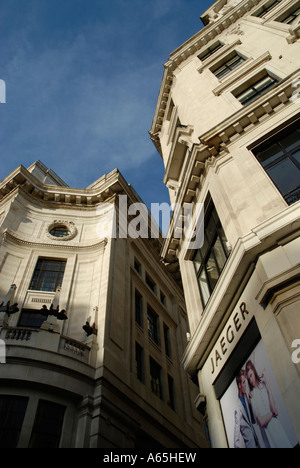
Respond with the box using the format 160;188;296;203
29;258;67;292
211;52;246;80
198;41;224;62
233;71;279;106
147;305;160;346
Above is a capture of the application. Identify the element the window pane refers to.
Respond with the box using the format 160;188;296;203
256;143;283;167
280;130;300;152
206;253;219;290
213;237;227;271
268;159;300;195
0;396;28;448
292;148;300;164
198;270;210;307
29;400;65;448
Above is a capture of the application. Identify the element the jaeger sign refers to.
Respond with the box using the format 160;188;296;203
210;302;253;376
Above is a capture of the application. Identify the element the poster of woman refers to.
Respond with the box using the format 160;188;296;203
220;340;298;448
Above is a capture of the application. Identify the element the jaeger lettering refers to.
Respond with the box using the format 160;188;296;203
211;302;250;375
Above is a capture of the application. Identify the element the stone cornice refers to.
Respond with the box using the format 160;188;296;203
149;0;263;142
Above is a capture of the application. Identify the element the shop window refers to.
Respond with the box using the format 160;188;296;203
193;201;230;309
233;71;278;106
0;396;28;448
29;400;66;448
252;122;300;205
147;305;160;346
253;0;282;18
211;52;246;79
135;343;145;383
29;258;66;292
150;357;163;399
135;290;143;327
198;41;224;62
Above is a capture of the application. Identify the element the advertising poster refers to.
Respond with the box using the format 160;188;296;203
220;340;298;448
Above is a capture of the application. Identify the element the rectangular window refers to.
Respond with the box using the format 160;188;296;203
234;72;278;106
147;306;160;346
134;258;142;275
0;396;28;448
29;400;66;448
163;324;172;359
135;343;144;383
167;376;176;411
18;309;47;329
252;122;300;205
29;258;66;292
198;41;223;62
211;53;246;79
150;357;163;399
146;273;156;293
280;6;300;24
193;201;230;309
254;0;282;18
135;290;143;327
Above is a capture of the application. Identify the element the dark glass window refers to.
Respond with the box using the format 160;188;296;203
18;309;46;329
281;6;300;24
255;0;282;17
234;73;278;106
252;123;300;205
147;306;160;346
163;324;171;359
193;202;230;309
0;396;28;448
198;41;223;62
49;226;69;238
135;290;143;327
146;273;156;293
30;258;66;292
212;53;245;79
29;400;65;448
150;357;162;399
135;343;144;383
167;376;176;411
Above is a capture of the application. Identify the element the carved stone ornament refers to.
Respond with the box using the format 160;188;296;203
46;220;77;241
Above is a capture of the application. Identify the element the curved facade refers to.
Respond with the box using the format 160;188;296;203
150;0;300;448
0;161;208;448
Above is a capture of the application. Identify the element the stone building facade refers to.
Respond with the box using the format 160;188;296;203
0;161;208;448
150;0;300;448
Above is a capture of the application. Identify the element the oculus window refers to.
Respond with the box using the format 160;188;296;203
252;122;300;205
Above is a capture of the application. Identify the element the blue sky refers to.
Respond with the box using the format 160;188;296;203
0;0;212;209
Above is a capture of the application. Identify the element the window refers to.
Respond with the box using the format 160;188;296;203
18;309;47;329
193;201;230;308
147;306;159;346
29;400;66;448
0;396;28;448
49;225;70;238
135;290;143;327
150;357;162;399
134;258;142;275
234;72;278;106
211;53;246;79
167;376;176;411
254;0;282;18
29;258;66;292
146;273;156;293
252;122;300;205
135;343;144;383
280;6;300;24
198;41;223;62
163;324;172;359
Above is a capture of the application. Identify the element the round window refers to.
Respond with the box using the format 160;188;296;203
49;225;70;238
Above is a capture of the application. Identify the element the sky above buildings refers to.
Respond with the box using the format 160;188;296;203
0;0;212;210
